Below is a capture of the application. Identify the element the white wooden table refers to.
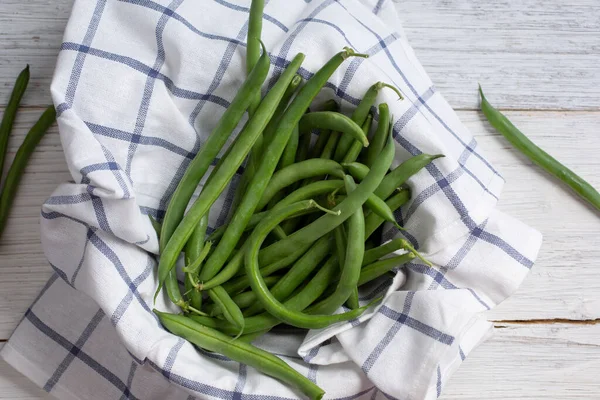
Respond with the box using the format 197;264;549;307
1;1;599;398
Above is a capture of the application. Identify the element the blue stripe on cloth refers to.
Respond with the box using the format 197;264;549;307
25;310;140;400
46;193;93;205
119;362;138;400
111;255;155;326
232;364;247;400
70;229;91;286
125;0;184;177
378;305;455;345
372;0;386;14
44;309;105;391
436;365;442;397
213;0;289;33
459;346;466;361
164;338;185;379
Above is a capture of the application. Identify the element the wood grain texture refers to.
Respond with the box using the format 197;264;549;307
1;0;600;110
2;324;598;400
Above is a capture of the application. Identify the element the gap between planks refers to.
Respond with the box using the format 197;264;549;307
493;318;600;327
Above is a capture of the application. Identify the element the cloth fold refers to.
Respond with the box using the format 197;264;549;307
1;0;542;399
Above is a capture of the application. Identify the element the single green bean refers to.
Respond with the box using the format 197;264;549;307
364;103;390;167
155;311;325;400
0;65;29;180
208;286;245;335
149;215;162;238
155;53;304;300
320;131;340;160
258;133;394;267
299;111;369;147
334;81;402;161
243;234;333;317
295;129;312;163
159;43;270;254
480;86;600;211
358;253;415;286
278;124;299;171
246;0;264;115
333;223;360;309
341;112;373;163
257;159;345;210
198;49;365;286
0;106;55;237
245;200;372;329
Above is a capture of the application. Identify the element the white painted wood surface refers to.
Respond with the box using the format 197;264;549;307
0;0;599;399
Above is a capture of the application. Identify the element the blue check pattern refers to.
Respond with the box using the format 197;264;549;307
2;0;542;399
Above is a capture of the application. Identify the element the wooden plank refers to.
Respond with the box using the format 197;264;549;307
395;0;600;110
441;323;600;399
1;0;599;110
1;324;598;399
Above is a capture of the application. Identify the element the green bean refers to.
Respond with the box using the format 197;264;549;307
155;53;305;301
154;311;325;400
197;48;365;286
362;237;408;265
243;235;333;317
299;111;369;147
208;286;245;335
159;43;270;255
320;131;340;160
183;215;209;309
245;199;373;329
149;216;162;238
308;176;365;315
165;270;189;311
333;223;359;309
480;86;600;211
334;81;402;161
184;241;212;276
257;159;345;210
246;0;264;115
364;103;390;167
0;65;29;181
341;112;373;163
0;106;55;237
308;100;339;158
295;130;312;163
258;133;394;267
205;275;280;316
278;124;299;171
364;188;411;239
358;253;414;286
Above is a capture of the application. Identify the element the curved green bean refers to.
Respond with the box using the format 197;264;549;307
480;86;600;211
299;111;369;147
205;275;280;316
0;106;55;237
155;53;305;301
154;311;325;400
309;100;339;158
245;200;370;329
208;285;245;335
0;65;29;180
364;188;411;239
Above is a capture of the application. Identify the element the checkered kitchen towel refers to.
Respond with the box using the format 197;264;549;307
1;0;542;399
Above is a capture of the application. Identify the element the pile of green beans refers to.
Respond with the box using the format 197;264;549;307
0;65;56;238
150;2;443;397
